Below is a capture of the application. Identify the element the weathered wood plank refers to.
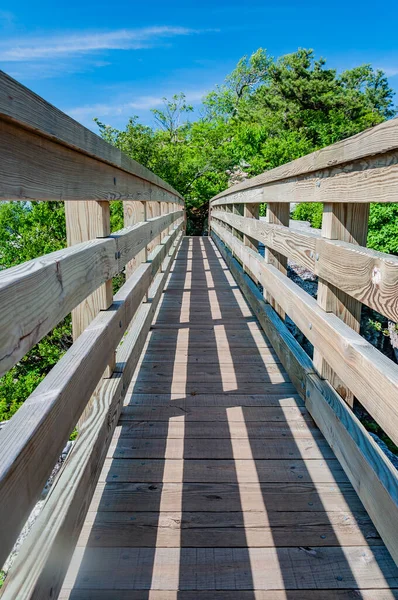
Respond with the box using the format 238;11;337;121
264;203;290;318
0;71;183;202
117;419;321;439
100;458;348;484
212;117;398;203
64;546;398;590
125;392;303;406
119;405;309;422
0;119;181;203
89;481;366;513
59;590;398;599
123;200;147;279
80;509;380;548
108;436;334;460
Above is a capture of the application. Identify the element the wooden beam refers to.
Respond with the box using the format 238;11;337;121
242;203;259;283
212;209;398;322
264;203;290;319
146;201;161;254
210;221;398;446
211;117;398;204
0;71;183;203
314;203;369;407
0;119;182;204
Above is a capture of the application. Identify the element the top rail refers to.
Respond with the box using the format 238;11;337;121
0;71;183;204
211;117;398;205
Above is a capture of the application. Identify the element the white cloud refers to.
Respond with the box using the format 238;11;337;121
381;67;398;78
0;26;200;62
66;89;207;128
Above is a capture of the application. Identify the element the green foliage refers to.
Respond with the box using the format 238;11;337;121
0;201;72;422
291;203;323;229
367;203;398;255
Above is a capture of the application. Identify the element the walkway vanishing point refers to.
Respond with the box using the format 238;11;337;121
0;71;397;599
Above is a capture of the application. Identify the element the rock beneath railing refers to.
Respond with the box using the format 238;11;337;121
0;427;74;578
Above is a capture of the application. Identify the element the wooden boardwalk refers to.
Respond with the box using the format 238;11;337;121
61;237;398;599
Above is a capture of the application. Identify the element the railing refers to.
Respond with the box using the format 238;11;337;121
209;118;398;566
0;72;185;598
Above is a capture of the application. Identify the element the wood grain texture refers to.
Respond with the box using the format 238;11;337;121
124;201;147;279
63;546;398;590
211;117;398;203
306;373;398;565
0;119;181;203
264;203;289;318
211;223;398;446
0;71;183;202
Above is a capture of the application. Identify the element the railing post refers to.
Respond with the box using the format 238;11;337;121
264;202;289;319
124;200;147;279
243;203;259;282
313;203;369;406
161;201;169;240
147;200;161;253
65;200;113;349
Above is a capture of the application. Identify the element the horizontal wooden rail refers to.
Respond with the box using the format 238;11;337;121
211;229;398;565
212;210;398;321
0;71;183;204
1;230;183;600
211;220;398;447
211;117;398;205
0;219;183;568
0;209;183;376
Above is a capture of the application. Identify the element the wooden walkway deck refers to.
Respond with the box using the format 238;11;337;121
61;236;398;599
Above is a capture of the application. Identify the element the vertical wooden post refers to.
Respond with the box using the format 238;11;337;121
123;201;147;280
65;201;113;340
243;203;259;283
147;200;161;253
265;202;290;319
313;203;369;406
161;202;169;240
65;200;114;427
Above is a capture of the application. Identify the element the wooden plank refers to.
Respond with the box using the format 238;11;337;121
306;373;398;565
212;209;317;270
211;117;398;203
120;405;309;422
117;419;321;439
126;392;304;406
123;200;147;279
146;201;161;253
108;436;334;460
211;223;398;446
264;202;290;318
0;119;181;203
63;546;398;590
100;458;348;484
59;590;398;599
0;237;116;377
0;71;183;202
129;381;297;395
89;481;366;513
65;200;114;380
130;363;289;383
314;203;369;406
0;263;151;566
79;509;380;548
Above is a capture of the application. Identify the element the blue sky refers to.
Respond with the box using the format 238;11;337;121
0;0;397;132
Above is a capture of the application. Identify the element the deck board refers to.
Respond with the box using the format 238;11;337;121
62;236;398;597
